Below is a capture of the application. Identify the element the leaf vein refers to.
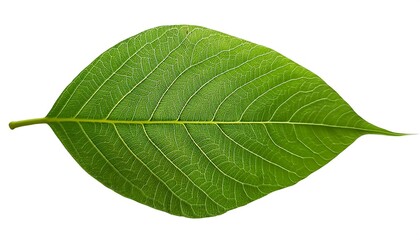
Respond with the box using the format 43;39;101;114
112;123;199;207
105;28;199;119
239;76;317;121
212;61;293;120
269;84;324;121
148;41;248;120
288;96;337;121
262;124;310;163
177;47;274;120
215;124;298;179
141;124;226;211
69;27;179;118
77;122;159;204
182;124;265;199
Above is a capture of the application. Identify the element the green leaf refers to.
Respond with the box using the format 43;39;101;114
9;25;402;218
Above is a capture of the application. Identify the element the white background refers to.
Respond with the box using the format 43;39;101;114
1;0;419;239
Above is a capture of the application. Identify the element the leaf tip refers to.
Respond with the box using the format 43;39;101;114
376;129;412;137
396;132;417;136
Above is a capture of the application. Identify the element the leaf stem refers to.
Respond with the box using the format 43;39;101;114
9;118;49;130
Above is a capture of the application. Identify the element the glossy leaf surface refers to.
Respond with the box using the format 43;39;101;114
10;25;400;218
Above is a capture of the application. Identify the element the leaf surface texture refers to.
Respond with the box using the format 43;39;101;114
40;25;397;217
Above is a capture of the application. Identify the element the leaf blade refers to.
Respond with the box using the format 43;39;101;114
12;25;403;217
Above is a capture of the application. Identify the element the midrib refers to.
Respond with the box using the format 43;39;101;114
9;117;398;136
